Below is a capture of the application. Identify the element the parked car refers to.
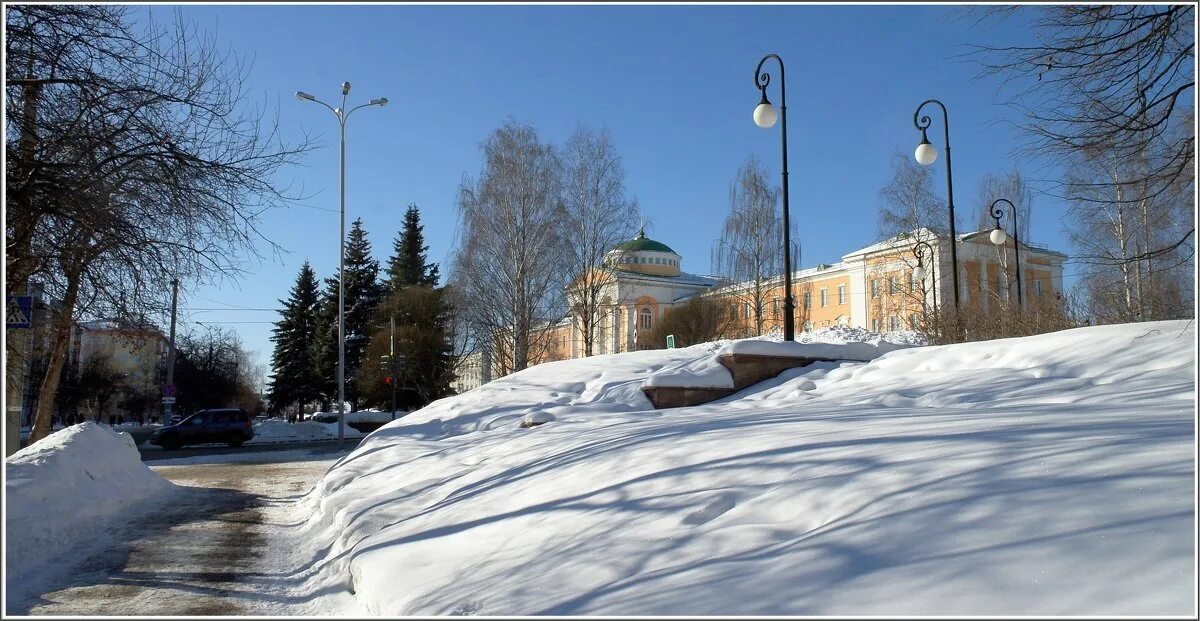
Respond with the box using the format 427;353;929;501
149;408;255;449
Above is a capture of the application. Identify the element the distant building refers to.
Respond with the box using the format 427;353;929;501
452;348;492;394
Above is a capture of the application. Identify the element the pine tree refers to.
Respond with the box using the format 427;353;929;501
268;262;322;418
386;204;440;291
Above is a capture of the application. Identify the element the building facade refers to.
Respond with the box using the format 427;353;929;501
460;226;1066;390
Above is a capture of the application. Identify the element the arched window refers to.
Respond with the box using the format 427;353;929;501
640;307;653;330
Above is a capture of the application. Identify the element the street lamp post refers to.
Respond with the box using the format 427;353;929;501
753;53;795;341
296;82;388;448
911;240;937;327
988;198;1023;307
913;99;960;316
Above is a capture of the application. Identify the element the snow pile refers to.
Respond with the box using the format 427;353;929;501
5;423;176;577
645;326;918;388
292;321;1194;615
247;419;366;444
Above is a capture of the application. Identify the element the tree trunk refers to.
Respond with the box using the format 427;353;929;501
28;266;82;444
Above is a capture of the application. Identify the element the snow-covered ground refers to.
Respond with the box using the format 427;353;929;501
286;321;1195;615
5;424;176;580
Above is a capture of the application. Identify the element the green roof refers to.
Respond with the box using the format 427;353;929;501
613;229;676;254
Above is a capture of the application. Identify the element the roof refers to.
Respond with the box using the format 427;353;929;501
610;268;719;287
613;228;677;254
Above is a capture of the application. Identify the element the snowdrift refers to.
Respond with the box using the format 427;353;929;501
5;423;176;578
293;322;1194;616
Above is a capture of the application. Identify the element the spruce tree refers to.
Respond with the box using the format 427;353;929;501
268;262;322;418
341;217;384;411
310;273;340;411
386;204;440;291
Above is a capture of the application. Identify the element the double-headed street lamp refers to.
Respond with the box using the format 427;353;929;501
296;82;388;447
913;99;960;314
988;198;1023;307
752;53;795;341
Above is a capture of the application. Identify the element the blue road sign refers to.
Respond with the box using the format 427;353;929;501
6;295;33;328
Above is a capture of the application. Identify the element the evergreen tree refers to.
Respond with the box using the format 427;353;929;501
310;273;340;411
267;262;322;418
386;204;440;291
341;217;384;411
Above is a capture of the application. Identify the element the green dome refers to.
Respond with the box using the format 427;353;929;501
614;229;676;254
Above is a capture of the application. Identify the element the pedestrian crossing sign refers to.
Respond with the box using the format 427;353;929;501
6;295;32;328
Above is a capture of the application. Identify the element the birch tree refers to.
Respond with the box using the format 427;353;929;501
561;125;640;356
712;157;788;337
451;121;567;375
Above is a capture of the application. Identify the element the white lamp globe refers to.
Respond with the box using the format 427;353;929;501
913;265;926;281
990;227;1008;245
754;102;778;128
915;142;938;166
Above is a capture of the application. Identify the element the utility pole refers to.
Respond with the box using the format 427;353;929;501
390;314;397;421
163;278;178;425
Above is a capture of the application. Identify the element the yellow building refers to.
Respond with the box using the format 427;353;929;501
474;225;1067;382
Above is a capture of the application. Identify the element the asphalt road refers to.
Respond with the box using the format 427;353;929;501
5;448;349;616
139;437;364;461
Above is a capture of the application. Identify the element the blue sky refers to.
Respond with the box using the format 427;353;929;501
145;4;1070;368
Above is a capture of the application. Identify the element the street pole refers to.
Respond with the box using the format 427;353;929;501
390;313;397;421
914;99;961;328
163;278;178;425
990;198;1023;307
296;84;387;448
754;53;795;341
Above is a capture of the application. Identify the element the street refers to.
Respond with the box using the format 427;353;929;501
5;448;350;616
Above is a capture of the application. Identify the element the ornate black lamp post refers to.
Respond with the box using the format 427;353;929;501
988;198;1023;307
913;99;960;314
753;53;795;341
296;82;388;447
911;240;937;324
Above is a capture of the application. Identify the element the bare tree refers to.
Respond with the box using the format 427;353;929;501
970;5;1195;261
873;151;946;338
7;6;310;444
1065;137;1193;323
561;125;640;357
712;156;787;336
451;121;567;376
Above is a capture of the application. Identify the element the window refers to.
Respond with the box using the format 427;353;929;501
640;307;653;330
872;318;881;332
837;285;846;305
871;280;880;298
1035;280;1044;297
890;276;899;295
910;313;920;330
820;288;829;307
889;315;900;332
744;302;751;319
772;297;780;317
803;291;812;309
909;272;917;292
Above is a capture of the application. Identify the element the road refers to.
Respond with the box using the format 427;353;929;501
5;447;352;616
139;437;364;461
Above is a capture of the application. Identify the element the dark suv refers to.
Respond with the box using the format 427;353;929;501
150;408;255;449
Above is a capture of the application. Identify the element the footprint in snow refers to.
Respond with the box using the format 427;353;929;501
682;492;737;526
450;601;483;615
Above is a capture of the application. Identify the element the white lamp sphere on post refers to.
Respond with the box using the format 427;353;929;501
754;102;778;128
915;142;938;166
913;265;927;281
990;227;1008;245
